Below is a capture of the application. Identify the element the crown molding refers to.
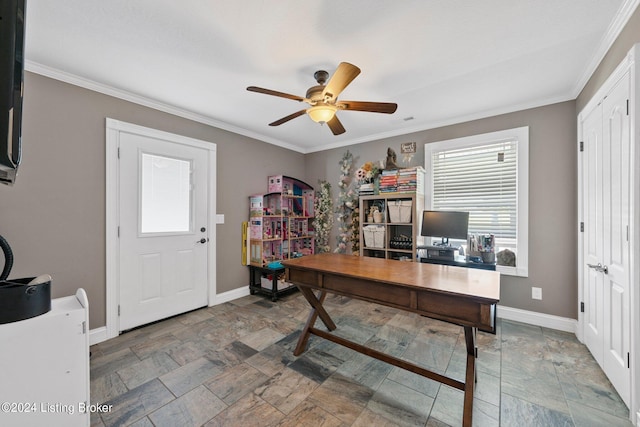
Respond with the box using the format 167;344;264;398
24;61;306;154
572;0;640;97
304;93;573;153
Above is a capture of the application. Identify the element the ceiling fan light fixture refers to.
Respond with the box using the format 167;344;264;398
248;62;395;135
307;104;337;123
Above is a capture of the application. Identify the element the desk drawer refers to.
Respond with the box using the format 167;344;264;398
286;268;319;288
322;275;413;308
417;292;495;332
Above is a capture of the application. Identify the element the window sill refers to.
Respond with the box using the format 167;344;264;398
497;265;528;277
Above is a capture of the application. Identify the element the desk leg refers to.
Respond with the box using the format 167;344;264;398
474;327;478;383
294;289;336;356
298;287;336;331
462;326;476;427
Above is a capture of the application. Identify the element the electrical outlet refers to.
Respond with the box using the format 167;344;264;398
532;287;542;300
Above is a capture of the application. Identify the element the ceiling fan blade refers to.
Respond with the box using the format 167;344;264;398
247;86;305;102
327;115;346;135
269;109;307;126
338;100;398;114
322;62;361;100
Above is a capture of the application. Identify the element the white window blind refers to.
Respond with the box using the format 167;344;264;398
425;126;529;277
431;140;517;239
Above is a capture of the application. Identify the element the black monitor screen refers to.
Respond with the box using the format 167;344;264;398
420;210;469;242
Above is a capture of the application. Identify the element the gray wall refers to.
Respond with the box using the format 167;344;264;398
0;73;305;328
305;101;578;319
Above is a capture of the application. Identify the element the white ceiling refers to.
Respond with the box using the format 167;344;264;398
24;0;636;153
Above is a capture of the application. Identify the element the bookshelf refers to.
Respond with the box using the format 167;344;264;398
358;167;425;261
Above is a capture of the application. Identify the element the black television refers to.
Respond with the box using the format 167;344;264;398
420;210;469;245
0;0;26;186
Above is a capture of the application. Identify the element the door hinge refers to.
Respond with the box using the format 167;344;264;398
628;352;630;368
117;147;120;159
579;141;584;152
627;99;629;116
118;305;121;316
82;321;87;334
580;222;584;232
117;226;120;238
580;302;584;313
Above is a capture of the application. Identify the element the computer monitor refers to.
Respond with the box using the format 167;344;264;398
420;210;469;246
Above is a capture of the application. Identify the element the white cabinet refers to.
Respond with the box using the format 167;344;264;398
0;289;90;427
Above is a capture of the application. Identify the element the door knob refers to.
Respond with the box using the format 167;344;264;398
587;263;609;274
197;238;207;244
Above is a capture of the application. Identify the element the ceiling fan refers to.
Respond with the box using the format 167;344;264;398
247;62;397;135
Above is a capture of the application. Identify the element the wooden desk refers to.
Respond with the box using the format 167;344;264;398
282;253;500;427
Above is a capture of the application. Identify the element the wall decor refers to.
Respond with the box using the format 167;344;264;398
401;142;416;154
401;142;416;164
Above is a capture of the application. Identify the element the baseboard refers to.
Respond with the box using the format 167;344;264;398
89;326;108;346
497;305;578;334
211;286;251;306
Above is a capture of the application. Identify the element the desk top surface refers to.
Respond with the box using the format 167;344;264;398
282;253;500;302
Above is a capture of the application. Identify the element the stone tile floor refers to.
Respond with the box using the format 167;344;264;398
89;292;632;426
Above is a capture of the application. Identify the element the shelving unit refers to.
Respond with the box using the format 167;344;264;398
248;264;298;301
249;176;315;267
359;192;425;262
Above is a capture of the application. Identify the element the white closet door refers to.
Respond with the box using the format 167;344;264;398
582;101;604;366
580;69;631;407
601;72;631;405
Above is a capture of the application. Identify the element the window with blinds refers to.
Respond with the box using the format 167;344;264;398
425;127;529;277
431;140;517;240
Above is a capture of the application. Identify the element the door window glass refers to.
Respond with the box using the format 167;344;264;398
140;153;192;233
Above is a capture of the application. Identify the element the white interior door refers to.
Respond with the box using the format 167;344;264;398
580;71;631;406
582;102;604;366
118;131;210;331
601;74;630;404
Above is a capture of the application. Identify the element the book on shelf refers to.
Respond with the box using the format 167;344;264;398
359;182;375;195
379;170;398;193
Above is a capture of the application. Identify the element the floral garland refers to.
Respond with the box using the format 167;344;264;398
312;180;333;253
334;150;358;253
350;204;360;253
